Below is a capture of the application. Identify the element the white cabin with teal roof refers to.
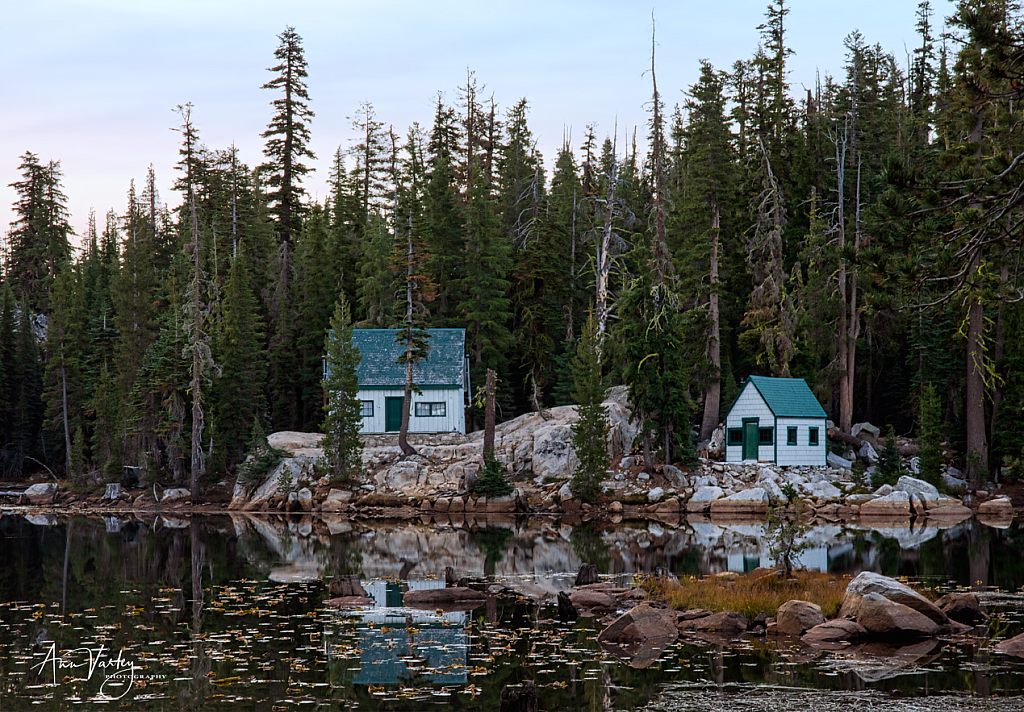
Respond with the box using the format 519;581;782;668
724;376;827;466
350;328;469;435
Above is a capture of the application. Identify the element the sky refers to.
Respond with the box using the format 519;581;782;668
0;0;957;247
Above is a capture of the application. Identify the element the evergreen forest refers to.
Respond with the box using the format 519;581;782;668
4;1;1024;495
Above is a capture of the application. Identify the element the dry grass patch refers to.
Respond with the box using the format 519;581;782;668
642;569;848;620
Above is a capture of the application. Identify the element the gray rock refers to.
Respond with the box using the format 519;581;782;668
873;484;893;497
776;600;826;636
558;482;573;501
758;477;786;502
647;486;665;502
637;472;651;481
853;592;941;637
805;481;842;500
852;422;881;445
895;475;941;507
858;441;879;465
908;457;920;475
620;456;635;468
802;619;868;642
710;487;769;515
598;603;679;644
686;486;725;512
860;491;912;517
709;426;725;456
24;483;56;505
942;472;967;490
296;487;313;511
160;488;191;503
663;464;687;487
839;571;950;626
827;453;853;469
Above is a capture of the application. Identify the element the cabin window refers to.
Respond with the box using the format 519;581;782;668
415;402;446;417
727;428;743;446
809;427;819;446
787;427;797;446
758;427;774;445
360;401;374;418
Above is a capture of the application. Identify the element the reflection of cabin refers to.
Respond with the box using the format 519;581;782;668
347;329;469;435
724;376;827;466
344;580;469;686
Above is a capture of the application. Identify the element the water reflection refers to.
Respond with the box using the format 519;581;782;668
0;511;1022;711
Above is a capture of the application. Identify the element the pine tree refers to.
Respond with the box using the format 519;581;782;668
13;299;44;467
422;96;464;326
0;283;17;473
918;383;944;488
43;263;86;476
875;424;905;487
321;296;362;482
676;60;737;440
261;25;315;244
6;153;73;312
213;247;267;469
569;313;609;503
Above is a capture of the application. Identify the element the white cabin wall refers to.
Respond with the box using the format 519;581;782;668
357;388;465;434
724;383;775;463
775;417;827;466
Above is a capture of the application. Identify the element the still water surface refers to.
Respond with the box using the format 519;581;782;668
1;512;1023;710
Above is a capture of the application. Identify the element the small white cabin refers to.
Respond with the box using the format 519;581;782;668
350;328;468;435
724;376;827;466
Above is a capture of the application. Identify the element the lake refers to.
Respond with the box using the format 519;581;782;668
1;512;1022;710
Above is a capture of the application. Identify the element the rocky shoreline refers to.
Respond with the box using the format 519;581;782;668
2;386;1021;524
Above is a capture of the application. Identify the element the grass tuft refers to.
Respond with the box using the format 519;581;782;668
642;569;848;620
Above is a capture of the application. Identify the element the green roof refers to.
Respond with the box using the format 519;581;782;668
351;329;465;388
742;376;827;418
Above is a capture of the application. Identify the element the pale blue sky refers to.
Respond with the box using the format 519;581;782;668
1;0;956;244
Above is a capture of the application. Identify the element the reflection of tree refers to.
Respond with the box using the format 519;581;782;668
325;530;364;578
183;518;210;712
474;527;514;577
570;523;610;573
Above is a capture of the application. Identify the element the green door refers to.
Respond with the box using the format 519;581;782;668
385;397;404;432
742;420;759;461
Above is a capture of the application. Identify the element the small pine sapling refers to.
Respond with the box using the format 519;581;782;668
874;424;905;487
570;313;609;503
765;483;809;578
236;419;289;485
321;296;364;483
474;451;513;498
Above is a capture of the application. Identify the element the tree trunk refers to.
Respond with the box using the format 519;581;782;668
483;368;496;458
399;356;416;457
699;203;722;441
60;351;71;477
966;292;988;486
596;157;617;345
990;262;1008;470
190;189;204;501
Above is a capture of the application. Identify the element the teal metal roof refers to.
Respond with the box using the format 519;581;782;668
743;376;827;418
351;328;465;388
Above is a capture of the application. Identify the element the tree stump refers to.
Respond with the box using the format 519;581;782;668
500;681;538;712
574;563;599;586
557;591;578;622
445;566;457;587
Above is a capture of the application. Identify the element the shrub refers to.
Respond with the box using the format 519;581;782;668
237;420;289;486
475;451;513;498
872;424;905;487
